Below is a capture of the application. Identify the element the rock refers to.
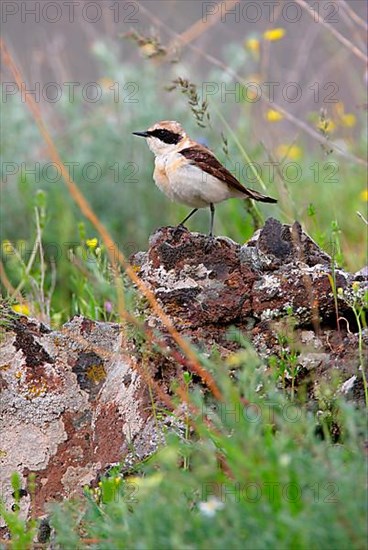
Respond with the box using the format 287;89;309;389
0;314;161;527
354;265;368;280
299;352;330;371
246;219;331;269
0;218;366;527
339;375;357;394
130;219;366;403
131;218;352;328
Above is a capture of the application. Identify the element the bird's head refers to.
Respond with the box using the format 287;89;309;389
133;120;187;155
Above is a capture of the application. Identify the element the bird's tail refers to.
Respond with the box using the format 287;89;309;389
245;188;277;203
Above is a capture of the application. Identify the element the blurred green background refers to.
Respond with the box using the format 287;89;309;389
1;0;367;324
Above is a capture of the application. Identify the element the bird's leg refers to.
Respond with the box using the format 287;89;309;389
179;208;199;228
209;203;215;237
173;208;198;237
204;203;216;253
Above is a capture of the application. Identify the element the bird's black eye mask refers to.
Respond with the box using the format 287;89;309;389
147;129;182;144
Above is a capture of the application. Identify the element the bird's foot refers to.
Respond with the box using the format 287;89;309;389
171;224;186;241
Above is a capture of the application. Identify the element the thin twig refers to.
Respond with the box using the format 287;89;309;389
356;211;368;225
0;260;16;295
295;0;367;63
35;207;46;321
46;258;57;323
10;235;39;300
340;0;368;31
167;0;239;51
338;3;366;51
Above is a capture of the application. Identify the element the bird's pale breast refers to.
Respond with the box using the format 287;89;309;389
153;157;174;200
154;152;234;208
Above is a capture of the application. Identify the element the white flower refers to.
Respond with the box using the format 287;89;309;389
198;496;225;517
279;454;291;467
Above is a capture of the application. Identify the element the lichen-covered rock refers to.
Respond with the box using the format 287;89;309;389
132;218;352;328
130;218;366;404
0;315;159;525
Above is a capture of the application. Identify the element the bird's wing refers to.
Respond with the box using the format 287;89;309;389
179;145;276;203
180;145;247;194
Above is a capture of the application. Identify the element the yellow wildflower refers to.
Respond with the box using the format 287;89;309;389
86;238;98;249
12;304;30;316
126;473;163;497
352;281;360;293
2;240;13;255
263;28;285;41
276;144;303;160
360;189;368;201
226;351;249;368
265;109;284;122
340;113;356;127
245;38;260;53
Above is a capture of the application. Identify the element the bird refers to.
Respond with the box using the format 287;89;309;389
133;120;277;237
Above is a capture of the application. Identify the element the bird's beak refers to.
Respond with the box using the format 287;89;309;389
132;131;150;138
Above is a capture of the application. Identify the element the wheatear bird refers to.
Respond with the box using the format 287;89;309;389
133;121;277;236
